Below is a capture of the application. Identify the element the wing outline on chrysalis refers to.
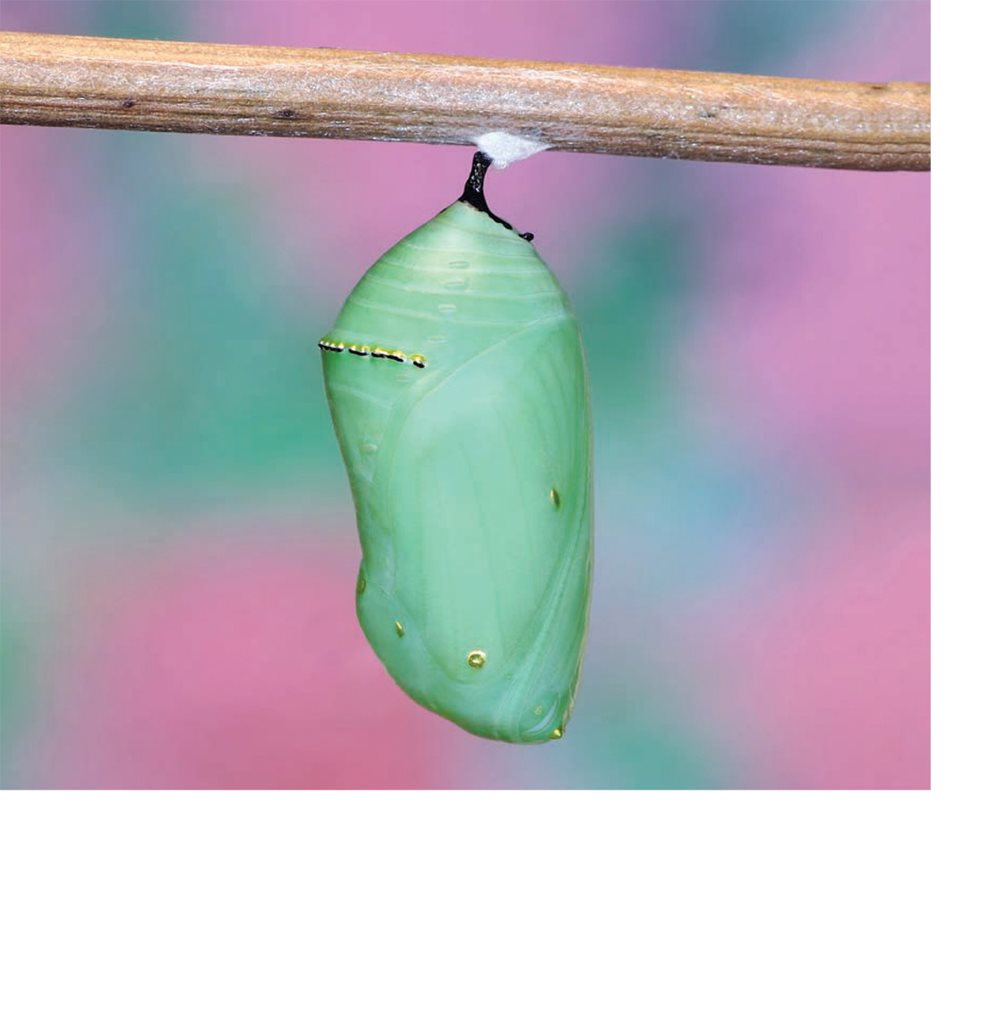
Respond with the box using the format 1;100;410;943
319;151;593;744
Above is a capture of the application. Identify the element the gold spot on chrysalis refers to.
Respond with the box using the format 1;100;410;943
394;621;405;638
467;649;486;669
357;571;366;595
549;487;561;509
550;727;564;740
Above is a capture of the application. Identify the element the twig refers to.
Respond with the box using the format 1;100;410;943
0;32;930;171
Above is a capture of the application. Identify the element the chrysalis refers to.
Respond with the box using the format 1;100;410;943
319;152;592;743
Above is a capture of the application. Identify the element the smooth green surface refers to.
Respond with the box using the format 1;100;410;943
322;202;593;743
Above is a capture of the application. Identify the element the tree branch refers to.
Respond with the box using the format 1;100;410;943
0;31;930;172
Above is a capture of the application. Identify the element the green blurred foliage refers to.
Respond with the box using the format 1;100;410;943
701;0;851;73
59;136;341;514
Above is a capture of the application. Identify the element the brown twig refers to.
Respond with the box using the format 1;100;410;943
0;32;930;171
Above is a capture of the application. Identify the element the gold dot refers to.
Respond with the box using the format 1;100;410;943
550;727;563;739
467;649;486;669
549;487;561;509
394;621;405;638
356;571;366;595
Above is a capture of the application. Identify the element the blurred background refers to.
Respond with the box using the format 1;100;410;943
0;1;928;789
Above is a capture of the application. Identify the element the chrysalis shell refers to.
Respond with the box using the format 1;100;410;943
320;154;592;743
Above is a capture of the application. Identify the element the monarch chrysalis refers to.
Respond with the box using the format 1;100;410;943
319;152;592;743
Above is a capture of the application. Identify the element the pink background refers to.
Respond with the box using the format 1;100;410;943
0;1;929;788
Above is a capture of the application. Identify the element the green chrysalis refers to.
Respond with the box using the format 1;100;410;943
320;152;592;743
